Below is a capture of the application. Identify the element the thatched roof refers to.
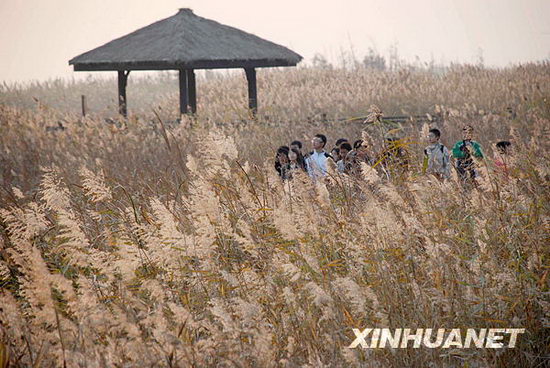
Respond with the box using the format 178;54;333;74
69;8;302;71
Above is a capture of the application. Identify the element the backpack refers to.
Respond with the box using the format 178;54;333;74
424;144;450;172
441;144;450;169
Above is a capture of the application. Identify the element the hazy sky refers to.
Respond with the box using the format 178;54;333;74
1;0;549;83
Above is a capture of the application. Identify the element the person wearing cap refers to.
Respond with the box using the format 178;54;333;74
452;125;484;184
306;134;332;180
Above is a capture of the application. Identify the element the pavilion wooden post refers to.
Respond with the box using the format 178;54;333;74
117;70;129;117
187;69;197;114
178;69;189;115
245;68;257;116
81;95;87;117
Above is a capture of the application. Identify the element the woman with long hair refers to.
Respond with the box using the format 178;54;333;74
288;147;307;177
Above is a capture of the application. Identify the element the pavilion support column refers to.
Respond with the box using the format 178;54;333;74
178;69;189;115
187;69;197;114
118;70;130;118
245;68;257;116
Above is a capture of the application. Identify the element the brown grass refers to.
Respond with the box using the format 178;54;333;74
0;62;549;367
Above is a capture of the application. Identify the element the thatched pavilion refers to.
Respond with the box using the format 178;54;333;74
69;8;302;117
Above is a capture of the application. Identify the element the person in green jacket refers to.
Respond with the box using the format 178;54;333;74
452;125;484;184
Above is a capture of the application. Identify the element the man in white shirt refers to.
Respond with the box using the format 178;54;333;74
306;134;332;180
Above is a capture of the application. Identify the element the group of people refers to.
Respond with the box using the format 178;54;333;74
274;124;513;186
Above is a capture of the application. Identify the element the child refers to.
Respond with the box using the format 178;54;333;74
423;128;451;180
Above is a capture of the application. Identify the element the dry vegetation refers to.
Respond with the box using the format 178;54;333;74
0;62;549;367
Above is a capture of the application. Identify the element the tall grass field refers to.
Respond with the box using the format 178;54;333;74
0;62;549;367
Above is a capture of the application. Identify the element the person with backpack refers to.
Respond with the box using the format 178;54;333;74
423;128;451;181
